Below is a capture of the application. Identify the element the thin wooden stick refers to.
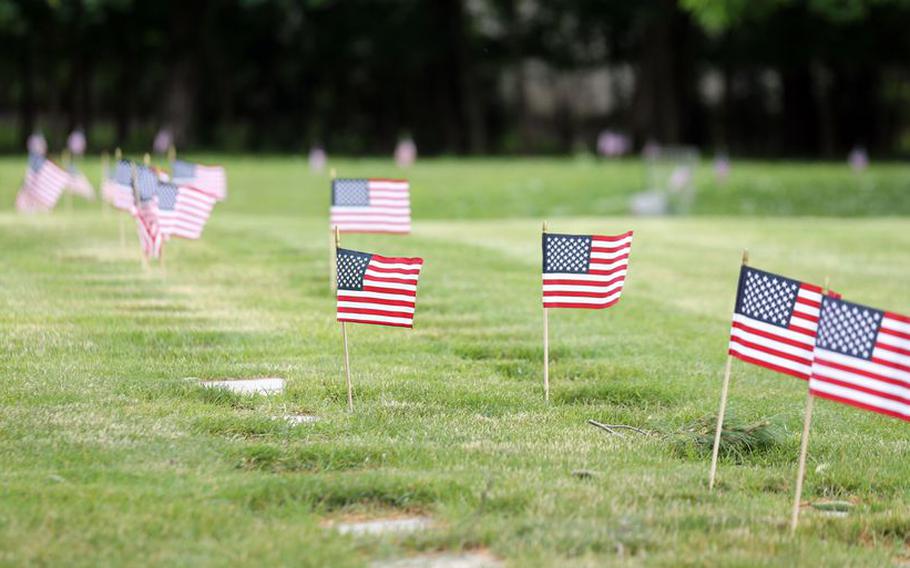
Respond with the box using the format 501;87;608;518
789;276;827;533
330;168;338;292
790;391;814;533
63;150;73;213
335;226;353;411
708;248;749;491
130;163;149;271
143;152;151;166
100;151;109;215
542;220;549;403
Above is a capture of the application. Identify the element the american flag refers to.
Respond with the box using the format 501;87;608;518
810;297;909;421
102;160;139;211
171;159;227;201
330;178;411;233
542;231;633;309
728;266;828;380
16;155;69;212
156;182;217;240
66;164;95;199
336;247;424;328
133;166;163;258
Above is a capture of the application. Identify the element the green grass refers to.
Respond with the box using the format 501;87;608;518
0;156;909;566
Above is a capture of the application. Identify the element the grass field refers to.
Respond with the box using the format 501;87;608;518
1;156;909;566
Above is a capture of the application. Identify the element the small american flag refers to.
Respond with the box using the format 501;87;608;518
16;155;69;212
171;159;227;201
542;231;633;309
729;266;827;380
102;160;139;211
810;297;909;421
336;247;424;328
66;164;95;199
331;178;411;233
156;182;217;240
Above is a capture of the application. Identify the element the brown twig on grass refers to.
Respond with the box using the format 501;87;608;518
587;419;652;436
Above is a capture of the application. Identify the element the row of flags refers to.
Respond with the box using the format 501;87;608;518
99;156;226;259
14;154;92;212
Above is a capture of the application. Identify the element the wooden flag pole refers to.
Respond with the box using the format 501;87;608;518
789;275;829;534
542;220;550;403
116;148;125;248
329;168;338;292
336;227;354;411
143;152;151;166
63;150;73;213
130;163;149;271
100;151;109;215
708;248;749;491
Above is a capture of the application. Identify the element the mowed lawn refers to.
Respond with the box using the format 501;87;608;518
0;156;909;566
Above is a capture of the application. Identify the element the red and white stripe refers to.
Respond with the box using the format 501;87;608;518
331;179;411;233
175;164;226;201
337;254;424;328
158;185;217;240
101;180;135;212
728;282;823;380
543;231;633;309
133;206;161;259
810;312;910;421
16;159;69;211
67;171;95;199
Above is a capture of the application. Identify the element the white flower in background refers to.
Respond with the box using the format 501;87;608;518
27;132;47;156
395;138;417;168
67;129;87;156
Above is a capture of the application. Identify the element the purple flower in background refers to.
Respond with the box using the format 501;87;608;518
309;146;327;172
597;130;630;157
669;166;692;192
153;128;173;154
67;129;87;156
27;132;47;156
714;153;730;182
848;146;868;172
395;138;417;168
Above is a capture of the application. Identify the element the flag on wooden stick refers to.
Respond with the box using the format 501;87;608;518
336;247;424;328
331;178;411;233
156;182;217;240
103;160;140;212
65;164;95;200
15;155;69;212
809;297;909;421
542;231;633;309
728;266;829;379
171;159;227;201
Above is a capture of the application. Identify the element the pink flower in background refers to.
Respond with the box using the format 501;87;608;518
27;132;47;156
67;129;87;156
669;166;692;192
848;146;868;172
309;146;327;172
153;128;173;154
714;153;730;182
395;138;417;168
597;130;630;157
642;139;660;160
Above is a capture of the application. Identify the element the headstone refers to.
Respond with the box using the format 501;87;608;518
596;130;630;157
371;552;502;568
284;414;319;425
714;153;730;182
848;146;868;173
395;138;417;168
200;378;285;395
333;516;433;536
309;147;327;172
153;128;173;155
638;144;699;215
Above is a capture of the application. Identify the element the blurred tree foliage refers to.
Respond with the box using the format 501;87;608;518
1;0;909;156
